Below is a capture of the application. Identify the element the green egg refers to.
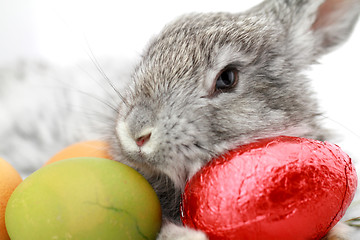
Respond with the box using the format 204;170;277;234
5;157;162;240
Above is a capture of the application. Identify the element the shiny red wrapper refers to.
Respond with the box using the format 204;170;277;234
181;136;357;240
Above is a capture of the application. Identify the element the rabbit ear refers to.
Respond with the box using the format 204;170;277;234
310;0;360;53
269;0;360;57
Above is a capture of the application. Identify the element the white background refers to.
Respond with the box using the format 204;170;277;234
1;0;360;217
0;0;262;65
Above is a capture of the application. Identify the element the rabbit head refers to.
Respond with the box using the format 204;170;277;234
110;0;360;192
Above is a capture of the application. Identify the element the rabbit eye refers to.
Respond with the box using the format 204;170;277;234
215;68;238;91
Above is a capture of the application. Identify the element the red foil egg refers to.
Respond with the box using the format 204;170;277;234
181;136;357;240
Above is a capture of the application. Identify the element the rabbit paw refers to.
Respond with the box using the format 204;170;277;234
324;222;353;240
157;222;208;240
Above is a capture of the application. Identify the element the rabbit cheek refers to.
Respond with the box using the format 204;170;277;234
151;112;212;186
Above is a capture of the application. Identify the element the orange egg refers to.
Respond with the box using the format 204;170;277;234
0;157;22;240
45;140;112;166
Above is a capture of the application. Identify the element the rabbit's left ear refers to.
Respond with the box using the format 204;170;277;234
271;0;360;58
310;0;360;53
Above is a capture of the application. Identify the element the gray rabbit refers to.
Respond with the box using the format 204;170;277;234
1;0;359;239
109;0;360;239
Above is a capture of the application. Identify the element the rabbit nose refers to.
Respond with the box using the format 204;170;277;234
135;132;151;147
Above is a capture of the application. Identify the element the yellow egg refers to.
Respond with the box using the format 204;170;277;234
6;157;162;240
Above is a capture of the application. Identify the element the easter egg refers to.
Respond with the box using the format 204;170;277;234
45;140;112;165
0;157;22;240
181;136;357;240
6;157;162;240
